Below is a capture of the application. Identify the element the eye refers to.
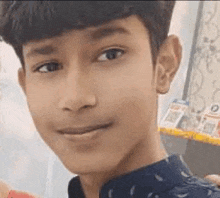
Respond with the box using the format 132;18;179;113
36;62;62;73
97;48;124;61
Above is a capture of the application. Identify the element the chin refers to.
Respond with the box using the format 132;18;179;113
62;155;122;176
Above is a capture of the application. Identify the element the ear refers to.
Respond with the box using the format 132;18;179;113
155;35;182;94
18;68;26;95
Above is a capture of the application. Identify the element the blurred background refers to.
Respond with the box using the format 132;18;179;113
1;1;220;197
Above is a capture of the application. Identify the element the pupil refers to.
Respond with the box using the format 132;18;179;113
107;50;117;59
48;63;56;71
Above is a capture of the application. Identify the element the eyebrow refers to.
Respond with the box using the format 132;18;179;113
25;45;58;59
25;27;130;58
89;26;131;40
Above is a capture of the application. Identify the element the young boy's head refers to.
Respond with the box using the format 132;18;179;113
0;1;181;176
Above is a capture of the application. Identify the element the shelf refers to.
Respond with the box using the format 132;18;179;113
159;127;220;146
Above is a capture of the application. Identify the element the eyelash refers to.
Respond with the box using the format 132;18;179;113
97;48;125;62
35;48;125;73
35;62;62;73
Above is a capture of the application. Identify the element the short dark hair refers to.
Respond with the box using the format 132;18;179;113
0;1;175;67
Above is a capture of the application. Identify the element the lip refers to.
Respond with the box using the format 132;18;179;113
58;122;113;135
57;122;113;142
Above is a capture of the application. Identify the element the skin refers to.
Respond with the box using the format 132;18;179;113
18;15;182;198
205;175;220;186
0;180;39;198
0;180;11;198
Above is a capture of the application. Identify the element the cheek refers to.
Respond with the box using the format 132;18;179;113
102;70;156;116
116;90;156;133
25;84;57;130
26;87;58;149
26;82;56;109
101;77;157;138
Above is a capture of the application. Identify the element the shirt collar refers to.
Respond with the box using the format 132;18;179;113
68;154;193;198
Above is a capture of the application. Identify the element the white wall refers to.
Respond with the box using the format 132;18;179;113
0;2;199;197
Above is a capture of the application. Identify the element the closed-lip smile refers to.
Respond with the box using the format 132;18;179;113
58;122;113;135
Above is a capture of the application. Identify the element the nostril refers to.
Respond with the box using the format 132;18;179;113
84;105;91;109
59;92;97;112
63;107;72;111
62;103;95;112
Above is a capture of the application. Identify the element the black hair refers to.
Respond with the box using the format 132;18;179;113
0;1;175;67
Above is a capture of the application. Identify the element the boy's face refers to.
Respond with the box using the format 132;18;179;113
19;15;179;174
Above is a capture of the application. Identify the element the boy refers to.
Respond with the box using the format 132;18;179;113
1;1;220;198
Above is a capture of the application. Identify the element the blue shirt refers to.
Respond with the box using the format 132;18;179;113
68;154;220;198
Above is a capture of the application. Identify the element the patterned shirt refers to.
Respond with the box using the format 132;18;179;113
68;154;220;198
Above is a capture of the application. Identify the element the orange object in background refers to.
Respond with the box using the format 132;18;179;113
7;190;36;198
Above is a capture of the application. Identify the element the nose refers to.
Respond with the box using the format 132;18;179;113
58;71;97;113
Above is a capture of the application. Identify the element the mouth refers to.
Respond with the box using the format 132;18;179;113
58;122;113;136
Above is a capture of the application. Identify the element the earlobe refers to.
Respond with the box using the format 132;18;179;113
18;68;26;95
155;35;182;94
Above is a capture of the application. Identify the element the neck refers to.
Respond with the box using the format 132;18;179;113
79;130;167;198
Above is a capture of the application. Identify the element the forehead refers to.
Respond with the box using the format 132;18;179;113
23;15;149;58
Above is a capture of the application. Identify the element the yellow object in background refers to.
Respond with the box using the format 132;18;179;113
159;127;220;146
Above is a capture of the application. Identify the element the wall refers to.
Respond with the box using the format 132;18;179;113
181;1;220;178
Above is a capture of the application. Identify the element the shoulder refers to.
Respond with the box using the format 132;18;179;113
160;176;220;198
